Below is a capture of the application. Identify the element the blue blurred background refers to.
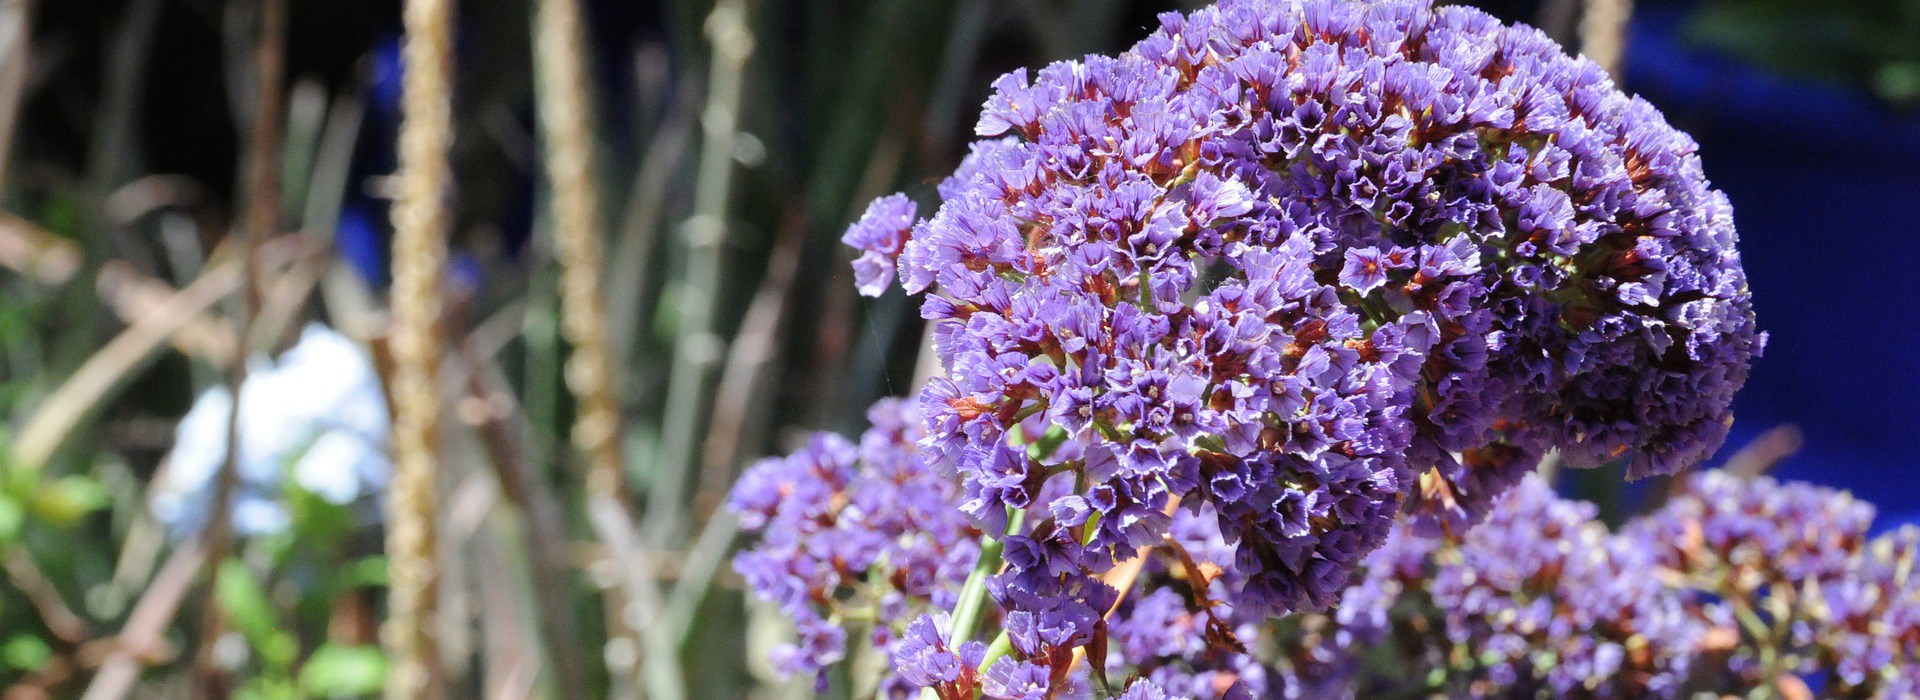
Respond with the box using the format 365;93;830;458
1620;0;1920;527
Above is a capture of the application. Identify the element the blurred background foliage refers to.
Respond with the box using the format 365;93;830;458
0;0;1909;697
1684;0;1920;107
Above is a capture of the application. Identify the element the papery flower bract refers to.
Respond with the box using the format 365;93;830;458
895;614;987;700
981;658;1051;700
1114;680;1188;700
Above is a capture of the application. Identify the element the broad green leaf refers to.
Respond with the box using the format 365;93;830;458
0;495;23;544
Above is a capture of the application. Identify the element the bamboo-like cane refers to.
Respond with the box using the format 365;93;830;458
386;0;455;695
646;0;755;547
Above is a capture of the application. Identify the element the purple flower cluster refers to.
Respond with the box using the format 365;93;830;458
1335;476;1701;697
1105;478;1702;698
894;614;988;700
729;399;981;694
735;403;1912;698
1826;526;1920;695
1627;470;1873;592
1232;471;1920;699
1621;471;1905;694
844;0;1762;647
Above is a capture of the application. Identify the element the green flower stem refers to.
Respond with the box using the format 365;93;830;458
921;507;1026;700
978;629;1014;670
952;508;1026;642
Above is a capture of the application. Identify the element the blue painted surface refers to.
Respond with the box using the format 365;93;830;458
1624;6;1920;527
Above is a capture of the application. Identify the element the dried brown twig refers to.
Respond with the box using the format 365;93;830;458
8;247;285;474
195;0;289;691
3;547;88;645
95;263;238;367
1724;425;1805;481
0;213;80;285
0;0;34;195
79;542;206;700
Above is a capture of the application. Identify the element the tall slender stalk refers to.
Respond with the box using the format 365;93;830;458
0;0;35;195
646;0;754;547
533;0;622;501
196;0;286;692
531;0;625;695
1579;0;1634;76
385;0;455;695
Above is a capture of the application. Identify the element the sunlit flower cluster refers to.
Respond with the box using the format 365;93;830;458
804;0;1772;694
730;399;981;694
840;0;1761;690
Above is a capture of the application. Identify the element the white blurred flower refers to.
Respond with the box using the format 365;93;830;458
152;323;391;536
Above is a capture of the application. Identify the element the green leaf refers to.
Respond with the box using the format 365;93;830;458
215;558;279;647
1;634;51;671
261;631;299;670
235;676;298;700
297;644;387;698
1875;62;1920;102
327;555;389;593
0;495;23;544
30;475;111;526
286;482;353;543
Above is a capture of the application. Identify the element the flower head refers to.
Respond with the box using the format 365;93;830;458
843;194;919;296
729;399;980;691
845;0;1760;621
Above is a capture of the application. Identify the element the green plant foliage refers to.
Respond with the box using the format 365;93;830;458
1687;0;1920;106
296;644;386;698
0;635;49;674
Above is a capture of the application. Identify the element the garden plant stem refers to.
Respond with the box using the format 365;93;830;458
920;508;1026;700
385;0;455;694
647;0;753;547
